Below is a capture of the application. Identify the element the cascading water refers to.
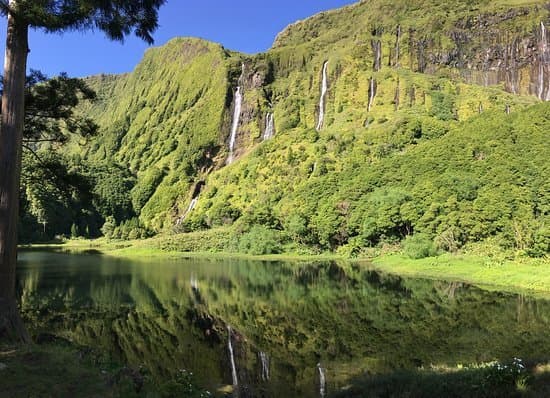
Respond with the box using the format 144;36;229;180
227;86;243;164
538;21;549;101
368;77;377;112
317;363;326;398
187;197;198;213
372;39;382;72
175;197;198;225
227;326;239;386
259;351;270;381
395;25;401;67
316;61;329;131
263;112;275;140
538;22;546;100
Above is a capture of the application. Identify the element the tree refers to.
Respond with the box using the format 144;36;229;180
0;0;166;342
17;71;100;243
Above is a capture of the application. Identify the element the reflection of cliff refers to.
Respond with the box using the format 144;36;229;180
17;252;550;396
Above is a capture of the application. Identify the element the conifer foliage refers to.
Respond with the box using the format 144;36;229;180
0;0;166;342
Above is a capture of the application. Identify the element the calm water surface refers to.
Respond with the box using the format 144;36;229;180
17;250;550;397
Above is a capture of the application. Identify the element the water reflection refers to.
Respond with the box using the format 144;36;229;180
17;250;550;397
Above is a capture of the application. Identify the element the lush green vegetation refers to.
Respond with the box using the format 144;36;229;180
20;1;549;260
334;359;550;398
0;342;208;397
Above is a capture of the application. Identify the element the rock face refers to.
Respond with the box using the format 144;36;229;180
428;17;550;99
273;1;550;99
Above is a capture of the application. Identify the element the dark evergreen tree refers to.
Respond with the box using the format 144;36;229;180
0;0;166;342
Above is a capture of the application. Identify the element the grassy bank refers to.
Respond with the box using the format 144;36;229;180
370;253;550;296
0;342;207;398
334;359;550;398
23;232;549;296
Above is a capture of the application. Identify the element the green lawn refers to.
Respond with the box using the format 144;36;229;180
371;253;550;297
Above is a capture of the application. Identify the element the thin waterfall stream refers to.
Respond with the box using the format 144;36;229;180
227;326;239;387
263;112;275;140
227;64;245;164
316;61;329;131
317;363;326;398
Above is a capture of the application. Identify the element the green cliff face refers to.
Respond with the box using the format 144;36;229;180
80;38;230;230
73;0;549;254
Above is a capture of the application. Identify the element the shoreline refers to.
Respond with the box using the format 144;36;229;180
21;239;550;297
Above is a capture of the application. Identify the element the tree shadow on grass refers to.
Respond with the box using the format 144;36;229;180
333;360;550;398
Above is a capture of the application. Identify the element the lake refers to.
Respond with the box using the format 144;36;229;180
16;250;550;397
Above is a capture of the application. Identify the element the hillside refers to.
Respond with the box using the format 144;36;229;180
23;0;550;257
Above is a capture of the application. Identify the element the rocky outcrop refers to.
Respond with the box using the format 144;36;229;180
404;11;550;99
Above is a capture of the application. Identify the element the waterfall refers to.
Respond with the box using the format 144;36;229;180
263;112;275;140
227;86;243;164
227;326;239;386
187;197;198;213
372;40;382;71
317;363;326;398
539;21;549;101
368;78;377;112
259;351;270;381
505;42;519;95
395;25;401;66
316;61;329;131
538;22;546;99
175;197;198;225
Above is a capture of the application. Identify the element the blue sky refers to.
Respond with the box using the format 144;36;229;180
0;1;357;78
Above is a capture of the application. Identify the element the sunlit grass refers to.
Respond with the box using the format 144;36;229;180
371;252;550;296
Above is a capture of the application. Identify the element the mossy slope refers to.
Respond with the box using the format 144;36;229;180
76;0;549;255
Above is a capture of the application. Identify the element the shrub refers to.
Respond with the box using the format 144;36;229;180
526;226;550;258
238;225;282;255
484;358;529;389
100;216;116;238
336;236;364;258
402;233;438;259
284;214;309;244
434;227;463;253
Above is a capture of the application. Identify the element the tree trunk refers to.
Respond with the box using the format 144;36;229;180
0;1;30;343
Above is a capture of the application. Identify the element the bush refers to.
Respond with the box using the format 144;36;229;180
526;226;550;258
284;213;309;244
238;225;282;255
155;228;235;252
402;233;438;259
100;216;116;238
434;227;462;253
336;236;364;258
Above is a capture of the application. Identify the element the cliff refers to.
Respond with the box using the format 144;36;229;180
53;0;549;255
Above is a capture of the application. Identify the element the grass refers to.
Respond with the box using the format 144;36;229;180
370;252;550;297
23;234;550;297
0;343;124;398
0;342;208;398
334;359;550;398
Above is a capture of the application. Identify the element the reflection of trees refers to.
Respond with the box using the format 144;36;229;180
17;253;550;397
